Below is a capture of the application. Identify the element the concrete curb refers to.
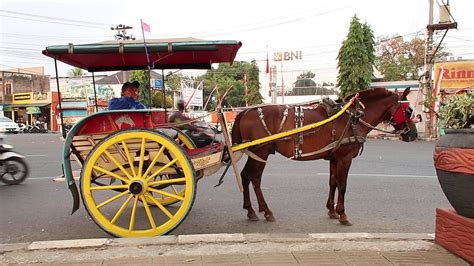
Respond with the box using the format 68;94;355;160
0;233;434;253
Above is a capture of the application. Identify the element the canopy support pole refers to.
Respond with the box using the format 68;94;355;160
92;72;98;112
162;69;166;114
54;59;66;138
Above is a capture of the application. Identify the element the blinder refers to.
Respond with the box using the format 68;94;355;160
390;101;413;126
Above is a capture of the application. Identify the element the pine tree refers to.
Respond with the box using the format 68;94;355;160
337;15;375;100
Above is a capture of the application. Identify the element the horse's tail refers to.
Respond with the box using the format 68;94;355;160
231;110;246;145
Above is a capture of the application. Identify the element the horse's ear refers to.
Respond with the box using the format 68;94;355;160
402;87;411;99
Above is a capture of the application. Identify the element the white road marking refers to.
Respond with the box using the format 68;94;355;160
28;176;59;180
316;173;436;178
27;173;437;181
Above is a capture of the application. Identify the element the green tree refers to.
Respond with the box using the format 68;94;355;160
165;72;184;92
198;60;262;110
297;71;316;79
130;70;151;107
375;36;447;81
152;90;173;108
337;15;375;99
68;67;86;77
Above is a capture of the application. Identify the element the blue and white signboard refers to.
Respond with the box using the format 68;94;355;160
151;79;163;89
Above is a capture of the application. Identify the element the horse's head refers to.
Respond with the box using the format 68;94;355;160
387;87;418;142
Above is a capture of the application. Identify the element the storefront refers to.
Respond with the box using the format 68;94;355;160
3;92;52;129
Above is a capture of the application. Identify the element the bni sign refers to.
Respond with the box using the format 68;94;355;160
273;51;302;61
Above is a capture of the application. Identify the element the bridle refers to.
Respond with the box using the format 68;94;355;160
359;96;414;136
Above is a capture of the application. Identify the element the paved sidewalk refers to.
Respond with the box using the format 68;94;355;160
0;233;469;265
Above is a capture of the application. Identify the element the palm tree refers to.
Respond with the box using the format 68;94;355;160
68;67;86;77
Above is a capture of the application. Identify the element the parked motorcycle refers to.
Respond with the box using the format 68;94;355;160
29;121;48;133
17;123;27;133
0;141;29;185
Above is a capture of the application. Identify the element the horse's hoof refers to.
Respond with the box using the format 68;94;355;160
264;214;276;222
247;213;259;221
339;220;353;226
328;212;339;219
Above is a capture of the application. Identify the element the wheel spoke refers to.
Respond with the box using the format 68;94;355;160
148;177;186;186
121;140;137;178
111;194;133;224
90;184;128;191
93;166;129;184
140;195;156;229
96;190;129;209
129;196;139;231
145;193;173;219
143;146;165;179
104;150;133;180
146;158;178;182
137;137;146;177
148;187;184;201
171;185;179;194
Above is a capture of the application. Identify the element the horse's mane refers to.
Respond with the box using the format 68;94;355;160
345;88;393;101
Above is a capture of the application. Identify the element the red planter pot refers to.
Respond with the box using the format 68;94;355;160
433;128;474;218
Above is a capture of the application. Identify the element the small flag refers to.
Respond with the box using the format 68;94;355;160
141;21;151;33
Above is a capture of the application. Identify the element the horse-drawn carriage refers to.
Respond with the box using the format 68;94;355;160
43;39;417;238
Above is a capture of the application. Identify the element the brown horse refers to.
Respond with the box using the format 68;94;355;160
231;87;417;225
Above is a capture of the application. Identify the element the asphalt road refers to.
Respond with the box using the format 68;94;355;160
0;133;450;244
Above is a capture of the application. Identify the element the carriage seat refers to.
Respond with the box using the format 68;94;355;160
185;142;224;158
156;128;178;139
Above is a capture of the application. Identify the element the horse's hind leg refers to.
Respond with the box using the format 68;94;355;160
242;169;259;221
326;159;339;219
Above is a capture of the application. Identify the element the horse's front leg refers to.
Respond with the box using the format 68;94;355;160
326;159;339;219
335;158;353;226
251;175;275;222
244;149;274;222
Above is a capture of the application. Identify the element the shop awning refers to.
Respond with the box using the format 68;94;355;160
7;103;50;107
3;103;50;109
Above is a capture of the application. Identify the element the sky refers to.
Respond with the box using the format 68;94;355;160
1;0;473;87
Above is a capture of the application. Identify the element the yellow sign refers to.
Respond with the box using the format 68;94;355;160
12;92;32;104
434;61;474;90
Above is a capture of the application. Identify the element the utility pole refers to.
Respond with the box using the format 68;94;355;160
111;24;136;41
422;0;457;139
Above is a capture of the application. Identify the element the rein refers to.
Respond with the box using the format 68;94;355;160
358;119;404;135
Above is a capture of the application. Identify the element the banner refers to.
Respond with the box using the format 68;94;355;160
182;83;203;107
434;61;474;90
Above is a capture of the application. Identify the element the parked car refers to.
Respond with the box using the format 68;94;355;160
0;116;20;134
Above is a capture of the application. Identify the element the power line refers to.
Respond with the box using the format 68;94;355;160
0;9;110;26
0;14;107;29
158;7;346;39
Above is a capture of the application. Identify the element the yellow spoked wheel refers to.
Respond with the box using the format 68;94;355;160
80;129;196;238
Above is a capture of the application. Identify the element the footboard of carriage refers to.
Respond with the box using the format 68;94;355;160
62;109;227;237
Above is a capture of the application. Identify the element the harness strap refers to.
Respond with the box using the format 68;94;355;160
278;105;290;132
294;136;366;158
257;107;272;136
328;116;353;158
243;149;267;163
294;106;304;158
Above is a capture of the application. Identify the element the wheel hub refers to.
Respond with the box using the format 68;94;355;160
129;179;146;195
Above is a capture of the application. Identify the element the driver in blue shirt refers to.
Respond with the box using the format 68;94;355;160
108;81;146;110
